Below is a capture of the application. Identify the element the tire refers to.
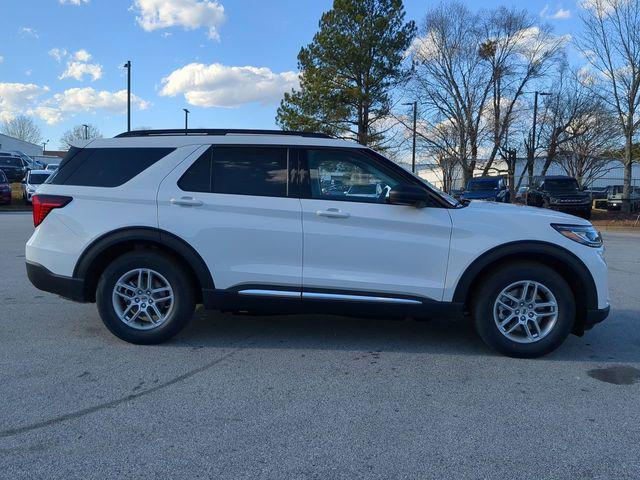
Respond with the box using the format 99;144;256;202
96;251;196;344
472;261;575;358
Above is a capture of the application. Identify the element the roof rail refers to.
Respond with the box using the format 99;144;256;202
114;129;333;139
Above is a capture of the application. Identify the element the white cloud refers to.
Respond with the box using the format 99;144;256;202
59;0;89;4
74;49;92;62
0;82;150;124
49;48;68;62
0;83;50;122
159;63;299;107
0;56;4;63
19;27;39;39
59;61;103;81
132;0;226;41
540;5;571;19
50;48;103;82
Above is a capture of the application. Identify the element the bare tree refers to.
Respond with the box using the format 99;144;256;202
538;64;600;176
408;2;491;184
577;0;640;212
1;115;42;144
60;124;103;149
408;2;566;185
479;8;567;176
555;105;619;187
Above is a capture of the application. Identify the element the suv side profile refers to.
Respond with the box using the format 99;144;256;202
26;129;610;357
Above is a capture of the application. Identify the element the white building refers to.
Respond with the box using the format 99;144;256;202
0;133;43;157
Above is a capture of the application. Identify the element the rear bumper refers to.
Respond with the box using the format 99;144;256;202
584;305;610;330
26;261;88;302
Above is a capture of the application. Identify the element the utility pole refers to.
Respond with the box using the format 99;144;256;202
402;101;418;173
123;61;131;132
82;124;89;140
183;108;190;134
42;139;49;153
527;91;551;185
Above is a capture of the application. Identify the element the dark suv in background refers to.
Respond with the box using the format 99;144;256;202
460;176;510;203
0;155;29;183
526;175;592;219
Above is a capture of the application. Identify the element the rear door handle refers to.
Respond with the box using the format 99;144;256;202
316;208;350;219
170;196;203;207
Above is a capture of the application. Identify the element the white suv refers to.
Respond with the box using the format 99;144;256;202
26;129;610;357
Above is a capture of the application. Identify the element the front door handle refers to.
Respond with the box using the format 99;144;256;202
316;208;350;219
170;196;203;207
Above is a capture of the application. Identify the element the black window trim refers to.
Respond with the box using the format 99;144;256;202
177;144;296;199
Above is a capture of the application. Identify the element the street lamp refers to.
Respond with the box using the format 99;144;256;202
123;61;131;132
402;101;417;173
42;139;49;153
527;91;552;182
183;108;190;134
82;124;89;140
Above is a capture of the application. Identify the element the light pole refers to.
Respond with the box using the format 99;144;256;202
42;139;49;153
183;108;190;134
123;61;131;132
527;91;551;183
402;101;417;173
82;124;89;140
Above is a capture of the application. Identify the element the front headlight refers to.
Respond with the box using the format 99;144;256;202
551;224;603;248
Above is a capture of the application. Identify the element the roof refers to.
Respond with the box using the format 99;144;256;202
43;150;68;158
0;133;41;149
29;169;51;175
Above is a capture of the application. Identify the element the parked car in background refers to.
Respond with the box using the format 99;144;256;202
45;163;59;172
586;186;608;200
26;128;609;358
0;170;11;205
526;176;592;219
0;155;29;182
460;176;510;203
449;188;463;200
21;169;52;204
515;186;529;203
606;185;640;211
0;151;44;170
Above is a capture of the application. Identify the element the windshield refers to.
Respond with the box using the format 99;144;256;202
28;173;51;184
544;179;579;191
0;157;22;167
467;179;499;191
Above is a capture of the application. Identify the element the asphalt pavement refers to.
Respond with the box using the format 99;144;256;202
1;212;639;479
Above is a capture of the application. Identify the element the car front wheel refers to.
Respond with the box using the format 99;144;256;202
96;251;196;344
472;261;575;358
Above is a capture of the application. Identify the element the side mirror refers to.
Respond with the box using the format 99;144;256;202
388;184;430;207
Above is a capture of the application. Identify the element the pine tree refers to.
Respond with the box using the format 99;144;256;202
276;0;415;149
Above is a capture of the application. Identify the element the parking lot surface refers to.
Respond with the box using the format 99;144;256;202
1;212;639;479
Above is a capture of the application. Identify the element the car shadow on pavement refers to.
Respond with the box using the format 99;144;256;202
168;306;640;364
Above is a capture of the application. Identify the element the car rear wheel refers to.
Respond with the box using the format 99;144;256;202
96;251;195;344
472;261;575;358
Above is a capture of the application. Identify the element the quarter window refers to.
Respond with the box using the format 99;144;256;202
50;148;175;187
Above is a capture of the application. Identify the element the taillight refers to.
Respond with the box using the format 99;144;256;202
32;195;72;227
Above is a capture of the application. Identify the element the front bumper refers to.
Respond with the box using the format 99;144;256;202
549;203;591;214
26;261;88;302
584;305;610;330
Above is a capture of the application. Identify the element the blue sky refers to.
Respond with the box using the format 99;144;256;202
0;0;582;148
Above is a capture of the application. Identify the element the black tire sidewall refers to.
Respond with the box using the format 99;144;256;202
473;262;575;358
96;251;195;344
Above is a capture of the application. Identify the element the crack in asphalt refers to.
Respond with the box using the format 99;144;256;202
0;334;257;439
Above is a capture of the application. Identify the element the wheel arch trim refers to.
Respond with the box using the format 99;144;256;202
451;240;598;310
73;227;214;298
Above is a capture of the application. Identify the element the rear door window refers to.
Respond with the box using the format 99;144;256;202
50;147;175;187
